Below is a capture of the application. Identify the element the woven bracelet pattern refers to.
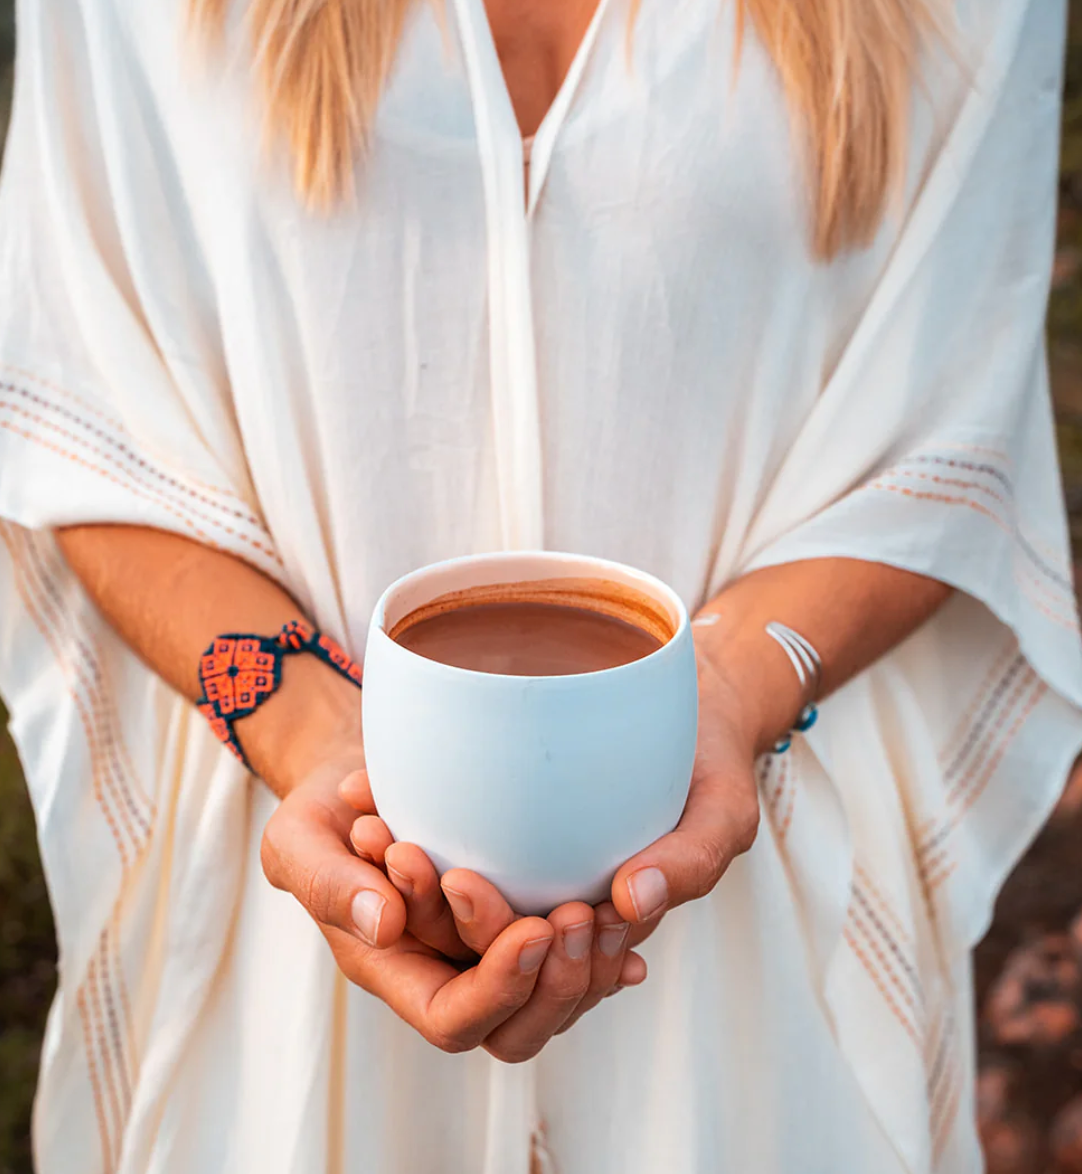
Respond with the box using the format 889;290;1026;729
197;620;363;768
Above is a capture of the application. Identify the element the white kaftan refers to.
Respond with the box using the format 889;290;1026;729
0;0;1078;1171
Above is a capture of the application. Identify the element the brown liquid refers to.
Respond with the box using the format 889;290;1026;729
394;601;665;676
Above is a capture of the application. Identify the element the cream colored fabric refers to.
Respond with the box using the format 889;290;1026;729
0;0;1077;1170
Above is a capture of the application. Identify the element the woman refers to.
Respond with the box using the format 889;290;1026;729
0;0;1076;1170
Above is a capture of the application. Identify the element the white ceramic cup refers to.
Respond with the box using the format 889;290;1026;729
362;551;699;915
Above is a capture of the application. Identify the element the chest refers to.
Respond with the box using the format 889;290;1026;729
481;0;603;135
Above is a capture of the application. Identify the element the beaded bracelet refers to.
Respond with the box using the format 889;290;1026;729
690;614;822;755
196;620;363;769
764;621;821;754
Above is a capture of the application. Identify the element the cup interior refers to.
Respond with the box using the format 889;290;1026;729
379;553;683;648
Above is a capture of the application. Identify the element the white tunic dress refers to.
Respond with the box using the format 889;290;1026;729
0;0;1079;1171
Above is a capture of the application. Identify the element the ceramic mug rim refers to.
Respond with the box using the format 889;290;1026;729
368;550;691;686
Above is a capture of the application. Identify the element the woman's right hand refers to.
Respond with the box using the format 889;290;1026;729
260;755;641;1061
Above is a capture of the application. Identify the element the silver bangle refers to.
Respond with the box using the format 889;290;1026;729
765;622;822;754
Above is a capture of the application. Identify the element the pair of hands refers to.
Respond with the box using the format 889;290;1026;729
260;634;761;1063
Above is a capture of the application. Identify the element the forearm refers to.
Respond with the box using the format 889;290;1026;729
695;558;953;756
55;524;363;796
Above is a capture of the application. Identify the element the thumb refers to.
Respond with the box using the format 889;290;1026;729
610;764;759;925
261;791;407;949
338;767;375;811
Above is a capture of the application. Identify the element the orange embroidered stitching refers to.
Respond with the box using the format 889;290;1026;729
927;861;958;890
946;670;1041;808
937;645;1022;786
934;440;1011;462
27;538;154;838
0;418;281;566
889;468;1009;508
0;364;253;503
778;775;798;840
926;1021;949;1117
38;535;156;828
86;956;125;1155
848;904;924;1023
3;529;143;1156
76;986;116;1174
924;1001;949;1093
0;524;134;865
923;681;1047;890
97;928;132;1110
943;659;1033;802
842;927;923;1048
0;386;262;527
852;885;925;1006
18;531;151;848
108;908;138;1081
931;1053;962;1161
765;756;789;819
917;655;1033;864
868;482;1078;622
854;863;915;949
0;401;274;559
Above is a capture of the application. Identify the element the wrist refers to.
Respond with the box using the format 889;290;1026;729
238;653;364;797
692;616;806;759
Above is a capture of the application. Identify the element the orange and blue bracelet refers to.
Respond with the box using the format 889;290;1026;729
196;620;363;768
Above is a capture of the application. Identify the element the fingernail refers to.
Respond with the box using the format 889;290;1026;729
351;890;386;946
442;885;474;923
605;984;626;998
387;865;413;898
598;922;630;958
627;868;668;921
519;936;553;973
563;920;594;961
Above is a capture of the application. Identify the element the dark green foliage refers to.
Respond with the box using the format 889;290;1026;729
0;715;53;1174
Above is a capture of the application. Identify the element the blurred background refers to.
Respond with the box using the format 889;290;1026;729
4;6;1082;1174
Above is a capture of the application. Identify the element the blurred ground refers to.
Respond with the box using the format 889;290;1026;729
5;6;1082;1174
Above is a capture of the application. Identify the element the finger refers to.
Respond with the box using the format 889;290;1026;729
261;796;407;949
320;920;538;1052
603;953;648;998
329;915;555;1051
439;868;520;955
556;902;629;1034
350;814;395;865
610;768;758;926
338;767;374;811
483;904;595;1063
600;948;643;995
409;917;556;1051
384;842;475;962
626;910;665;951
618;951;647;987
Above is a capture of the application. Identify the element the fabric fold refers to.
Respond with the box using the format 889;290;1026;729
0;0;1078;1171
719;6;1082;1166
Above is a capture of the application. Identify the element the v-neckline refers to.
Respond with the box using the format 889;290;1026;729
448;0;613;554
456;0;612;214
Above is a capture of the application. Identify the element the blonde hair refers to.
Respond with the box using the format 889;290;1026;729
192;0;936;259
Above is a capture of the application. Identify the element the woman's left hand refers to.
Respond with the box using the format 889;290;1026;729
341;626;761;1042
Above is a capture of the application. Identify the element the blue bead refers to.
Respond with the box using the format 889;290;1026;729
795;704;818;733
773;737;792;754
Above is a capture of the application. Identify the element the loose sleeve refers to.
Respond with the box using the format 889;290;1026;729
0;8;273;1170
0;0;275;566
722;3;1082;1168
